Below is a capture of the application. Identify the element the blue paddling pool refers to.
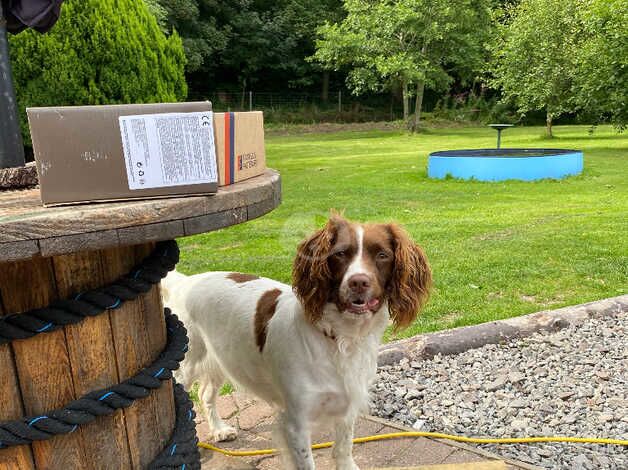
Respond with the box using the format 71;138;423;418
427;148;583;182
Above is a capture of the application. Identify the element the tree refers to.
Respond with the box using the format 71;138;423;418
488;0;584;137
313;0;492;131
153;0;230;73
573;0;627;129
154;0;344;96
9;0;187;143
144;0;170;32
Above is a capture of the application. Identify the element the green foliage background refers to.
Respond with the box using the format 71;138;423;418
9;0;188;143
488;0;627;131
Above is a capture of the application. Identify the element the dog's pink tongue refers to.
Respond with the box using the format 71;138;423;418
367;298;380;309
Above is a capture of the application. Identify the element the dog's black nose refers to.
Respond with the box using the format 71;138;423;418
348;274;371;294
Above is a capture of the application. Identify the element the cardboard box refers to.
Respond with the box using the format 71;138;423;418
28;101;218;206
213;111;266;186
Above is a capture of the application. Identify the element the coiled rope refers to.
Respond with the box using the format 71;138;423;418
0;240;179;345
149;383;201;470
0;309;187;449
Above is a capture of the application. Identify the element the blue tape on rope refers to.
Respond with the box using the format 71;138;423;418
99;392;115;401
153;367;165;378
107;298;121;309
71;424;78;433
28;416;47;427
182;465;186;470
187;409;192;421
75;292;84;300
170;443;177;456
36;322;53;333
133;270;142;279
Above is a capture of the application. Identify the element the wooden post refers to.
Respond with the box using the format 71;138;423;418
0;4;25;169
0;245;174;469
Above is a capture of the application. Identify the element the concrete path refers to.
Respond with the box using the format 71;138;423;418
197;392;540;470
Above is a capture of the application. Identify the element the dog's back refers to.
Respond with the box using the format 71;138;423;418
161;269;187;305
161;271;296;405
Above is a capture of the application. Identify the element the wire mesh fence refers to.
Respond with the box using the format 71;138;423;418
205;91;407;123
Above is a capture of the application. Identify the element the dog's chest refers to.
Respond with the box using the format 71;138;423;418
307;344;377;421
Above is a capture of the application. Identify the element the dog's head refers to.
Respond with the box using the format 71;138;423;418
292;214;431;330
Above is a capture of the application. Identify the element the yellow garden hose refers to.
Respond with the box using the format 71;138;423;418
198;431;628;457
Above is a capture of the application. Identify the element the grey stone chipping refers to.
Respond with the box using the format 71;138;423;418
370;310;628;469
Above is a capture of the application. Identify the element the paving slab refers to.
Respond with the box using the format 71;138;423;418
197;392;541;470
377;463;508;470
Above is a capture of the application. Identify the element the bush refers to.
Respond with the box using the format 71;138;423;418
9;0;187;144
432;93;519;125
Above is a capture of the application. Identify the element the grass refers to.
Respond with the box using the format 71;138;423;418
178;124;627;341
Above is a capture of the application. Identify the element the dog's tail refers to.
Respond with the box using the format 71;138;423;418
161;270;187;304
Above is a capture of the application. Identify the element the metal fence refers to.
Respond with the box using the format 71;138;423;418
207;91;346;112
204;91;408;122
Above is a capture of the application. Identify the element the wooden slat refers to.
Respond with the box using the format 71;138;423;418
183;207;247;235
101;245;169;468
39;230;119;258
134;244;175;450
52;251;132;469
0;257;87;469
0;283;36;470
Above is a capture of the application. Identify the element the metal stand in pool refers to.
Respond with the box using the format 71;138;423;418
488;123;513;149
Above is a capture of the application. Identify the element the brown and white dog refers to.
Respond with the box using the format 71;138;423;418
162;214;431;470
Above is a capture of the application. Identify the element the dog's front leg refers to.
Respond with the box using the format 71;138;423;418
276;411;315;470
333;415;359;470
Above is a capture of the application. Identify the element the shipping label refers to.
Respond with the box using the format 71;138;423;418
119;112;217;190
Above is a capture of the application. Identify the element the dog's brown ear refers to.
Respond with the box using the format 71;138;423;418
386;224;431;330
293;215;344;323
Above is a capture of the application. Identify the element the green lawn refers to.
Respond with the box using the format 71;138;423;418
178;124;627;340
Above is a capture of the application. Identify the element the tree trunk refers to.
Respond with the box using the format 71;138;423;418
402;80;409;123
546;110;553;138
412;81;425;133
240;78;247;110
321;71;329;103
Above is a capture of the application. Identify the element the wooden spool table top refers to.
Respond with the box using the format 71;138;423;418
0;169;281;263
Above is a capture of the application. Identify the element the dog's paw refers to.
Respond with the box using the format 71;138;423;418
336;459;359;470
209;425;238;442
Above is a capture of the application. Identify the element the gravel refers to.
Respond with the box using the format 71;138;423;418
370;310;627;469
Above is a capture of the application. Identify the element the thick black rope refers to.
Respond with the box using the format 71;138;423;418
148;384;201;470
0;240;179;345
0;309;187;448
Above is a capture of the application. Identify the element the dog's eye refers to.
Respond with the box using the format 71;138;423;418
334;250;347;258
377;251;390;260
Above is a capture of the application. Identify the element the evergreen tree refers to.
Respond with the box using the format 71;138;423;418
9;0;187;142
